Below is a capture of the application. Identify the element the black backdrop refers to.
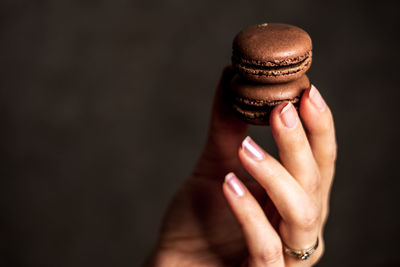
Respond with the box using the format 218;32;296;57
1;1;399;266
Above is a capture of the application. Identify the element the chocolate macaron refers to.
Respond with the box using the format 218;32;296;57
232;23;312;83
230;74;310;125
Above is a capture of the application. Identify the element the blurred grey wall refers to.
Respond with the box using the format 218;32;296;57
1;0;399;266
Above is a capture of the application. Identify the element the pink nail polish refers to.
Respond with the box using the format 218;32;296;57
225;172;245;196
242;136;266;160
309;85;326;111
280;102;298;128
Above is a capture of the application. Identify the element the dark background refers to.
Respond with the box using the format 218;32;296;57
1;0;399;266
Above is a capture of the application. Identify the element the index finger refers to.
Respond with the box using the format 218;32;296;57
194;66;248;178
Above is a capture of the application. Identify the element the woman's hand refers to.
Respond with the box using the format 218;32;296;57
146;67;337;266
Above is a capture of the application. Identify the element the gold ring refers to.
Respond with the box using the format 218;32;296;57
283;237;319;260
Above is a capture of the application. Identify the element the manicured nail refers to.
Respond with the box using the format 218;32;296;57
280;102;298;128
242;136;266;160
225;172;245;196
309;85;326;111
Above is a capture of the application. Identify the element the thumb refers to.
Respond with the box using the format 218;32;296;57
194;66;248;178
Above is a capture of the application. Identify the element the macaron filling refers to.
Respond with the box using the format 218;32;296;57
232;51;312;77
231;95;301;122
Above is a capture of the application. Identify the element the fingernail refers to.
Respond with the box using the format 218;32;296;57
309;85;326;111
225;172;245;196
280;102;298;128
242;136;266;160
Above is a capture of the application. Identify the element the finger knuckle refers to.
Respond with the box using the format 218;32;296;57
316;141;337;168
290;143;306;155
281;132;306;154
307;170;322;194
254;244;283;265
241;208;263;227
319;119;332;134
328;141;338;162
297;209;320;231
241;213;257;226
319;107;335;131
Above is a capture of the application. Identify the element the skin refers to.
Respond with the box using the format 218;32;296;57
145;67;337;267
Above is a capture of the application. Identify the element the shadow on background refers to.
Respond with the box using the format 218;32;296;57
1;0;399;266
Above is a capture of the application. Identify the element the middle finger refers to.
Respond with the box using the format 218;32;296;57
269;102;321;196
238;136;320;249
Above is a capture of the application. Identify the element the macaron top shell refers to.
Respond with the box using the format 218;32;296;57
233;23;312;65
232;23;312;83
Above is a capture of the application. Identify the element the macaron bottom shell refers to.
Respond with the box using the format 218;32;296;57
231;96;301;125
228;74;310;125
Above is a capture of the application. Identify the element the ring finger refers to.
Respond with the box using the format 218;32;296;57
238;136;321;263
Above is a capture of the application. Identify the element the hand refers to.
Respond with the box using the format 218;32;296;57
145;67;337;267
